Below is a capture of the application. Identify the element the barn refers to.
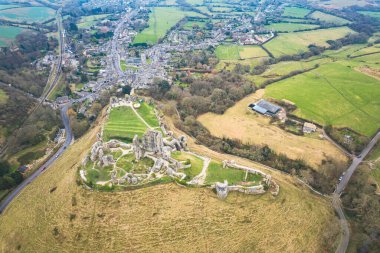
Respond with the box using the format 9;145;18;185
249;99;282;117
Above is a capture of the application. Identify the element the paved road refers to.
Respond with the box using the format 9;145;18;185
336;131;380;195
334;131;380;253
0;104;73;214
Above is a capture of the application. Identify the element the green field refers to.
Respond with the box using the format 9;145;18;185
0;25;27;47
265;22;319;32
171;151;203;180
0;88;8;104
186;0;204;5
0;7;55;23
133;7;204;45
77;14;109;29
205;161;262;185
138;102;160;128
0;4;19;10
265;62;380;136
309;11;350;25
103;106;148;142
358;11;380;19
263;27;354;57
215;44;268;60
282;7;311;18
182;20;207;30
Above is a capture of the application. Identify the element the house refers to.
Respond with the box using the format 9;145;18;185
249;99;282;117
17;165;29;174
303;122;317;133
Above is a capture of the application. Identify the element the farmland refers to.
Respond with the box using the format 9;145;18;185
0;89;8;104
263;27;354;57
265;22;319;32
215;44;268;60
359;11;380;19
0;25;27;47
132;7;204;45
265;63;380;136
77;14;109;29
103;106;148;142
281;7;311;18
0;123;340;253
0;7;55;23
309;11;350;25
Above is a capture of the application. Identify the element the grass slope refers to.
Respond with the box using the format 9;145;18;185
0;25;26;47
0;7;55;23
0;123;340;253
265;22;319;32
359;11;380;19
265;62;380;136
309;11;350;25
103;106;147;142
263;27;354;57
0;88;8;104
215;44;268;60
282;7;311;18
133;7;204;45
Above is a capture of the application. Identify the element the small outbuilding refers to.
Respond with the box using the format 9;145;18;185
303;122;317;133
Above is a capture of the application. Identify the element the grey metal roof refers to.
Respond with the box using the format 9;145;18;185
256;99;281;114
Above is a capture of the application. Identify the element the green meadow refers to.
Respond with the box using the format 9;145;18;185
103;106;147;142
0;7;55;23
265;62;380;136
265;22;319;32
0;89;8;104
263;27;354;57
132;7;204;45
358;11;380;19
309;11;350;25
77;14;109;29
215;44;268;60
282;7;311;18
0;25;27;47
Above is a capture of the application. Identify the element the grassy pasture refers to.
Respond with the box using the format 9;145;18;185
265;22;319;32
215;44;268;60
0;25;27;47
0;88;8;104
171;151;203;180
311;0;371;8
309;11;350;25
137;102;160;128
349;45;380;57
77;14;109;29
263;27;354;57
265;63;380;136
282;7;311;18
0;123;340;252
182;20;207;30
103;106;147;142
133;7;204;45
358;11;380;19
0;7;55;23
186;0;204;5
0;4;19;10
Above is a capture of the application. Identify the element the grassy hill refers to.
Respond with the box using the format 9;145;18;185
0;114;340;253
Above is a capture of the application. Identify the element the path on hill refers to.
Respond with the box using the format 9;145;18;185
187;152;210;185
333;131;380;253
0;104;73;214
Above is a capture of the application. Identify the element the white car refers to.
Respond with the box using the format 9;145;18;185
339;176;343;182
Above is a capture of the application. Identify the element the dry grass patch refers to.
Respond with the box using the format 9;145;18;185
197;90;348;168
0;109;340;253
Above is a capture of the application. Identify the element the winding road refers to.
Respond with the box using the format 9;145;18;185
0;104;73;214
334;131;380;253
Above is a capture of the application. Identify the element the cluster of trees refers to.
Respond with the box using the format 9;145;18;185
0;31;57;96
324;125;369;155
0;160;23;191
150;71;255;117
342;166;380;252
172;49;218;70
